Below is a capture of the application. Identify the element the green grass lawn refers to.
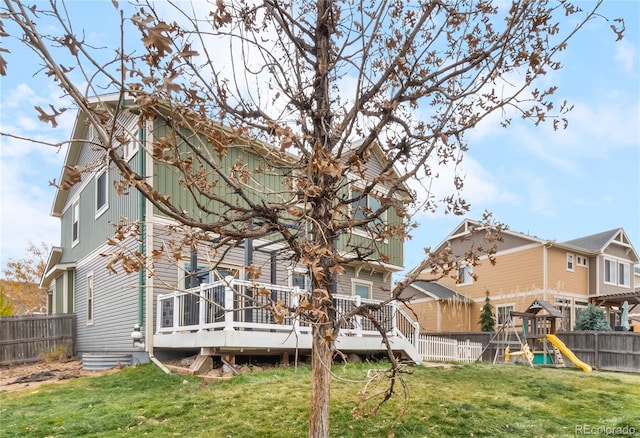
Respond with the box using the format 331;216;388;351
1;361;638;437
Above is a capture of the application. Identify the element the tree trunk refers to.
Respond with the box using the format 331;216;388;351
309;329;332;438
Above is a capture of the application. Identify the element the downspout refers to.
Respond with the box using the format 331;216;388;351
543;243;549;302
142;118;169;374
137;125;145;327
119;102;168;373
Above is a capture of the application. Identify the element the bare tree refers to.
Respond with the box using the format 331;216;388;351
0;1;623;436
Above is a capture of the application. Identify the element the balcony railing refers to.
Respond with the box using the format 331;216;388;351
155;276;419;347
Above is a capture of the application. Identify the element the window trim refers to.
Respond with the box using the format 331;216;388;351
566;253;574;272
289;267;311;291
604;258;617;285
86;273;94;326
95;168;109;218
71;199;80;247
618;262;630;287
121;121;140;161
496;303;515;326
351;279;373;300
576;255;588;268
457;265;473;286
349;181;388;240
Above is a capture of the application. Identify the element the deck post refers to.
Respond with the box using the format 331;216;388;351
224;276;235;331
354;295;363;337
390;302;398;338
198;284;206;332
156;295;162;334
172;291;180;333
292;287;301;334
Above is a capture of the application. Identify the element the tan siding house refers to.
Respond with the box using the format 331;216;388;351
405;220;639;333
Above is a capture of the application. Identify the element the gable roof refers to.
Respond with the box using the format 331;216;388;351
561;228;639;262
408;280;471;302
525;299;563;318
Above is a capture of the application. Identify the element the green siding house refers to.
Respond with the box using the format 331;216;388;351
41;94;421;366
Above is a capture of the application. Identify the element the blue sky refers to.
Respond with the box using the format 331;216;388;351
1;1;638;275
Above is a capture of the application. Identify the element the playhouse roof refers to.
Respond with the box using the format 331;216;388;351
526;299;562;318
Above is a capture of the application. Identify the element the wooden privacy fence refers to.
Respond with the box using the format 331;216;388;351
418;335;483;363
0;314;76;365
432;331;640;373
557;331;640;373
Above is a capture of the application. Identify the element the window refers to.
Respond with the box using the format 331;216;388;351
496;304;514;325
121;134;139;161
182;263;240;289
291;271;310;290
619;262;630;287
86;274;94;325
604;259;616;284
72;200;80;246
566;253;574;271
184;263;211;289
352;280;372;299
576;256;588;267
351;186;387;230
457;265;473;285
95;169;108;216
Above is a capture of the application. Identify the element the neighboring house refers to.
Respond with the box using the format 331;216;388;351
40;94;421;365
405;219;640;333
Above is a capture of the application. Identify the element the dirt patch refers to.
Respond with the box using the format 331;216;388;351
0;359;120;393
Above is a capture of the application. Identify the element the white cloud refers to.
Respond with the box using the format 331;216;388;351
0;154;60;267
614;38;638;74
408;154;519;219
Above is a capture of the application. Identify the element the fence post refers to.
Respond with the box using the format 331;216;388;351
594;332;599;370
224;276;236;332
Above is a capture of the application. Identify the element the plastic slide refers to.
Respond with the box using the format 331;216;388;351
546;334;592;373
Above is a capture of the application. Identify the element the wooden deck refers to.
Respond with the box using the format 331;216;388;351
153;278;422;363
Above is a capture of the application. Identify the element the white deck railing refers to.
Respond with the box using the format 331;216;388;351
155;277;419;347
418;335;483;363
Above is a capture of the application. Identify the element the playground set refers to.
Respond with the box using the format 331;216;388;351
488;299;592;372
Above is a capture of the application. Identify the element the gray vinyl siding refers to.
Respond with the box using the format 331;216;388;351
603;244;630;259
55;276;64;313
335;266;390;301
67;270;75;313
597;252;635;296
74;237;141;354
588;256;598;296
59;159;140;265
147;222;391;315
59;113;141;265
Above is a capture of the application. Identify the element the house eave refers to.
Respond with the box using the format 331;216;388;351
40;246;76;289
